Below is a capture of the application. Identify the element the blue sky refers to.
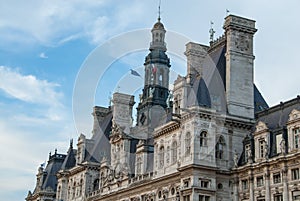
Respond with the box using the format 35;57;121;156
0;0;300;200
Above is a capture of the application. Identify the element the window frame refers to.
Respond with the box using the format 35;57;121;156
200;131;208;147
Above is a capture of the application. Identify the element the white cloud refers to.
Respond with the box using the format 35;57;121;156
0;67;74;200
0;66;62;106
39;52;48;59
0;0;148;47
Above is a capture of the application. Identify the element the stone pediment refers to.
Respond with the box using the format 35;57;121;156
255;121;268;133
288;109;300;122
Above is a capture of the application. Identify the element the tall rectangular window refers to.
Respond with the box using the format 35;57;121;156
257;176;264;187
242;180;248;190
294;128;300;148
292;168;300;180
200;131;208;147
259;139;265;158
273;173;281;184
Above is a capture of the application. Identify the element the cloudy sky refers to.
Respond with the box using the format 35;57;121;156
0;0;299;200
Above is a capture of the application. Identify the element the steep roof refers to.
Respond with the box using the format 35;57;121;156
41;153;65;191
206;39;269;113
186;76;211;108
256;96;300;129
85;111;113;163
61;145;77;170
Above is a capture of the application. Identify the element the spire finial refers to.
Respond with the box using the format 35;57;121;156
226;9;230;16
70;139;73;149
209;21;215;42
158;0;161;21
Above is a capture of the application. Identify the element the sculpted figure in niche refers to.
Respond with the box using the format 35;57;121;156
149;87;155;98
247;147;252;163
265;142;269;159
234;150;239;167
280;137;286;154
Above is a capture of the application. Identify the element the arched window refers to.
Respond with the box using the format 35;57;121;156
159;69;163;86
216;136;225;159
185;132;191;156
200;131;208;147
171;141;177;163
159;146;164;168
136;157;142;175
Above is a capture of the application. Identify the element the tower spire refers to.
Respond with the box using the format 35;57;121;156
158;0;161;21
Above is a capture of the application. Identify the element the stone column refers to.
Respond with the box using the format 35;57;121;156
233;177;239;201
265;169;271;201
282;166;289;201
249;172;254;201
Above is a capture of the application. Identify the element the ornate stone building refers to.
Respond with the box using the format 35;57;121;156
26;14;300;201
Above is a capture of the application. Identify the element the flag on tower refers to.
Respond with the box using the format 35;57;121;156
130;69;141;77
152;64;157;74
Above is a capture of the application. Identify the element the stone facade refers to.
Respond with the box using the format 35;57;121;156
26;14;299;201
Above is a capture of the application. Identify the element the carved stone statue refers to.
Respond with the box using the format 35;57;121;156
149;87;155;98
280;137;286;154
111;120;122;136
264;142;269;159
166;90;173;108
139;94;143;102
234;151;239;167
247;148;252;163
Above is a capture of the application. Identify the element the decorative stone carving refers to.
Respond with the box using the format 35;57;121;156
255;121;268;133
235;34;250;52
234;151;239;167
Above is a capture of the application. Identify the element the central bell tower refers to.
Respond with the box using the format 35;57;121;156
136;16;171;128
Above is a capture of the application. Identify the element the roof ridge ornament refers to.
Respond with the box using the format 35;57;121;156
209;21;215;42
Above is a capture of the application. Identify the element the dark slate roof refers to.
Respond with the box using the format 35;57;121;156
238;96;300;166
254;84;269;113
256;96;300;129
207;40;269;114
208;44;226;87
61;146;77;170
144;49;171;66
41;153;66;191
186;76;211;108
85;112;113;163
